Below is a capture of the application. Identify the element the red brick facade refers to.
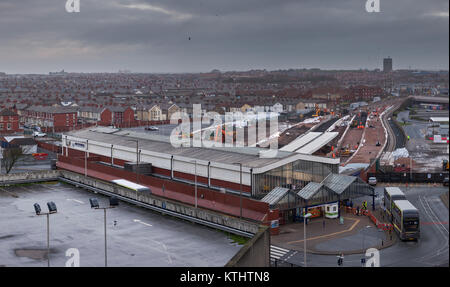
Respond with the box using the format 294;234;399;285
0;109;20;134
99;107;136;127
57;151;269;223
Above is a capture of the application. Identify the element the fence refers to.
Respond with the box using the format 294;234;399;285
115;120;171;128
368;172;448;183
345;207;393;231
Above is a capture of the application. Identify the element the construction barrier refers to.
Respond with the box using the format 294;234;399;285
346;208;393;231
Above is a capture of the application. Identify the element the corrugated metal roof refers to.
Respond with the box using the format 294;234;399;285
280;132;322;152
65;129;296;169
322;173;356;194
296;132;338;154
260;187;290;206
297;182;323;200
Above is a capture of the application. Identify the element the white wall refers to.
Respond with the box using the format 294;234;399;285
63;135;252;186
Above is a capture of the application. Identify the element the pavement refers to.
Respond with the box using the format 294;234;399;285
272;186;449;267
271;211;392;256
0;182;242;267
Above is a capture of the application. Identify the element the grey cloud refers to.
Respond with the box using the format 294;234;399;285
0;0;448;73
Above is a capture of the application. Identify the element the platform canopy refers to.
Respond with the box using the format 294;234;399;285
297;182;336;206
262;173;374;211
295;132;338;155
261;187;299;210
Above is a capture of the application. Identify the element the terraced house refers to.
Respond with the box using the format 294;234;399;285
0;108;20;134
21;106;78;132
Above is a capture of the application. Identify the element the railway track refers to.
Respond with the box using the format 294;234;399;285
314;116;338;133
382;102;405;152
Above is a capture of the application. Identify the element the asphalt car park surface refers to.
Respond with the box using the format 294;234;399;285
0;182;242;267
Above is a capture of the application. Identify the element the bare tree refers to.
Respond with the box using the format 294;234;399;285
1;147;24;174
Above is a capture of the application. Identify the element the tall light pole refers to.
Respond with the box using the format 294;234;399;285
303;212;312;267
33;201;57;267
362;225;371;252
361;225;372;267
90;197;119;267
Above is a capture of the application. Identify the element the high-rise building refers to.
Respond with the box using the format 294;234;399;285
383;57;393;72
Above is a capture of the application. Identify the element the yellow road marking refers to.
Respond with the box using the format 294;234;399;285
287;217;360;244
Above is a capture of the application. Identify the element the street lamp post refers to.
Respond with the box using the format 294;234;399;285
362;225;372;252
304;212;312;267
33;201;57;267
90;197;119;267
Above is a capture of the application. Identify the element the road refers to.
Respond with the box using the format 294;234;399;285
277;186;448;267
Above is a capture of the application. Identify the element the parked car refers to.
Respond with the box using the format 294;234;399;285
33;131;47;137
368;177;377;186
145;126;159;131
444;177;449;186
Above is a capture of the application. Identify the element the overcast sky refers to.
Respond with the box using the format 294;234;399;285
0;0;448;74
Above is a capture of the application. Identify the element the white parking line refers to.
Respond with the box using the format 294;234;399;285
133;219;152;227
67;199;84;204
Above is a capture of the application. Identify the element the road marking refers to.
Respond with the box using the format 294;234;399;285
287;217;360;244
133;219;152;227
270;245;290;260
0;187;19;198
148;238;173;264
67;199;84;204
415;195;449;263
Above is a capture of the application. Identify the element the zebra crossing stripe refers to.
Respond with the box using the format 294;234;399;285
270;245;290;260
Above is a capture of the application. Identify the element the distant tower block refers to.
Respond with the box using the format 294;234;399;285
383;57;393;73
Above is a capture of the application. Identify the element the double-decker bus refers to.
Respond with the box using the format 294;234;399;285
383;187;406;220
391;200;420;241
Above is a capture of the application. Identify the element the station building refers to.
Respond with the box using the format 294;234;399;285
60;127;339;199
57;127;374;233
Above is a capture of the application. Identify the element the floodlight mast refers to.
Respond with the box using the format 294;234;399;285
90;197;119;267
33;202;58;267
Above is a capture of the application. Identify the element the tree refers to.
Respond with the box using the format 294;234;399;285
1;147;24;174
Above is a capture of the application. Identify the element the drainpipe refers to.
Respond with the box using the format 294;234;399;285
170;155;174;179
207;161;211;187
250;168;253;197
110;144;114;166
84;140;88;178
65;136;68;157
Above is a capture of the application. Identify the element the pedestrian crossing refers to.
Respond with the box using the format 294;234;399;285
270;245;290;261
